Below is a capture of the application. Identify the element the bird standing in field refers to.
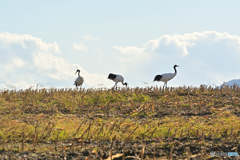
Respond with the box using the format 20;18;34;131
74;69;84;90
153;65;179;90
108;73;127;89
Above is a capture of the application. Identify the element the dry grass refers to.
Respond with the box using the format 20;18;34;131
0;85;240;159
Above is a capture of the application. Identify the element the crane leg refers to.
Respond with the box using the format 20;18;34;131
163;82;167;91
112;83;116;90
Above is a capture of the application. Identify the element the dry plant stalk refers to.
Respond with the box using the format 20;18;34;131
187;146;190;160
55;132;59;152
149;128;157;137
121;126;139;150
109;135;116;160
134;144;137;160
79;120;94;139
131;104;145;113
200;146;203;160
169;144;174;160
95;123;105;140
41;123;55;140
140;145;145;160
73;120;86;138
167;127;171;137
21;132;25;152
122;149;125;160
108;121;117;136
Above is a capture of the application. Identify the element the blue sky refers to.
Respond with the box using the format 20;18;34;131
0;0;240;89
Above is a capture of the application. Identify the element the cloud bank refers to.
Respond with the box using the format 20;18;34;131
114;31;240;87
0;32;60;53
0;32;111;89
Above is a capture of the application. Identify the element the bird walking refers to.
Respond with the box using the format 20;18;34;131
153;65;179;90
108;73;127;90
74;69;84;90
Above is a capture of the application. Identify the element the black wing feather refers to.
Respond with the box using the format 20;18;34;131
153;75;162;82
108;73;117;80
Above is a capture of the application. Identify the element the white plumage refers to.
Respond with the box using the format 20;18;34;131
153;65;179;89
108;73;127;89
74;69;84;89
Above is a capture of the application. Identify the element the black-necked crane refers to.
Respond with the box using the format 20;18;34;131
74;69;84;90
108;73;127;89
153;65;179;90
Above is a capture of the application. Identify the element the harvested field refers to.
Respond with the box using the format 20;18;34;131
0;85;240;159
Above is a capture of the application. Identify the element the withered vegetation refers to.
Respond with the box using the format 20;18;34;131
0;85;240;159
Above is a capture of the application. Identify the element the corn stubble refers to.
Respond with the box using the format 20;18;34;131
0;85;240;159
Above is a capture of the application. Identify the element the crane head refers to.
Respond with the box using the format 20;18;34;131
174;65;179;68
75;69;80;74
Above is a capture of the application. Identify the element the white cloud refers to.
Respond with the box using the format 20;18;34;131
113;45;151;69
144;31;240;56
94;47;103;62
115;31;240;64
33;52;74;80
0;79;33;90
84;34;98;41
4;57;26;70
113;46;143;55
72;42;88;51
12;80;34;89
0;32;60;53
12;57;25;68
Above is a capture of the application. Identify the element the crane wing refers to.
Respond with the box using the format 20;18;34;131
153;75;162;82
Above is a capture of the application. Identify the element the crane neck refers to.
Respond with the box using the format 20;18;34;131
174;66;177;75
78;72;80;77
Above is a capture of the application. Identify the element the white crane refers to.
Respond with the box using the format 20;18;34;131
153;65;179;90
74;69;84;90
108;73;127;89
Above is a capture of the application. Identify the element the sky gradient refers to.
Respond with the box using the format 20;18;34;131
0;0;240;89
